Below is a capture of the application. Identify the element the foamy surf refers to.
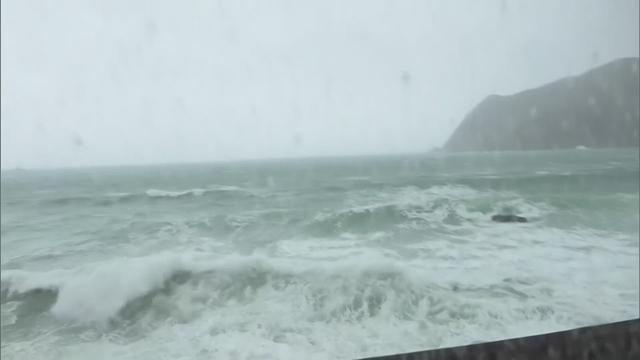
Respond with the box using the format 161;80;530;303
145;188;207;198
145;185;254;199
2;150;638;360
1;240;636;360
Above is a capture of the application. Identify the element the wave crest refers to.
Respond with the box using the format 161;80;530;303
1;253;196;322
145;188;208;198
34;185;255;207
305;185;550;235
0;253;434;325
0;249;556;336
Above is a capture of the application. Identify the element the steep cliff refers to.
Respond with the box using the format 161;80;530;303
445;58;640;152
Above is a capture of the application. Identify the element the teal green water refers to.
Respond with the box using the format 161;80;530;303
1;149;638;360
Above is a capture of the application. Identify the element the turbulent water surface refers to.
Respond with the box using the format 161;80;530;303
1;149;638;360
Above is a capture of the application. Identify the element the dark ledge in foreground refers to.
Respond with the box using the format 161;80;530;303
358;319;639;360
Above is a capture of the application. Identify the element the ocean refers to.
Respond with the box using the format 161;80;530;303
1;149;638;360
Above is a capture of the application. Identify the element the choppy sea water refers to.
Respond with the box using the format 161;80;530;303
1;149;638;360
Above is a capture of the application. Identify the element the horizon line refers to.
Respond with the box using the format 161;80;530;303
0;148;443;172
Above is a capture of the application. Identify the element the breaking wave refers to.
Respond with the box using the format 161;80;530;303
144;185;245;198
0;250;556;329
305;185;550;236
36;185;256;207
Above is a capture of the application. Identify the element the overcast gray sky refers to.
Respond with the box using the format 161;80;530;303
1;0;638;169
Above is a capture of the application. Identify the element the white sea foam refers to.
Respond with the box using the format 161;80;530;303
1;231;637;360
145;188;208;198
2;151;638;360
2;252;203;322
144;185;250;198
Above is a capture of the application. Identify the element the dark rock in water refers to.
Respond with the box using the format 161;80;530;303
444;57;640;152
491;214;528;223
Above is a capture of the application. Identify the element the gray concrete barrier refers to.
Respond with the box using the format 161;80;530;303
358;319;639;360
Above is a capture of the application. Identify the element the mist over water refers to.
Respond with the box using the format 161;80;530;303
1;149;638;359
2;0;639;169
